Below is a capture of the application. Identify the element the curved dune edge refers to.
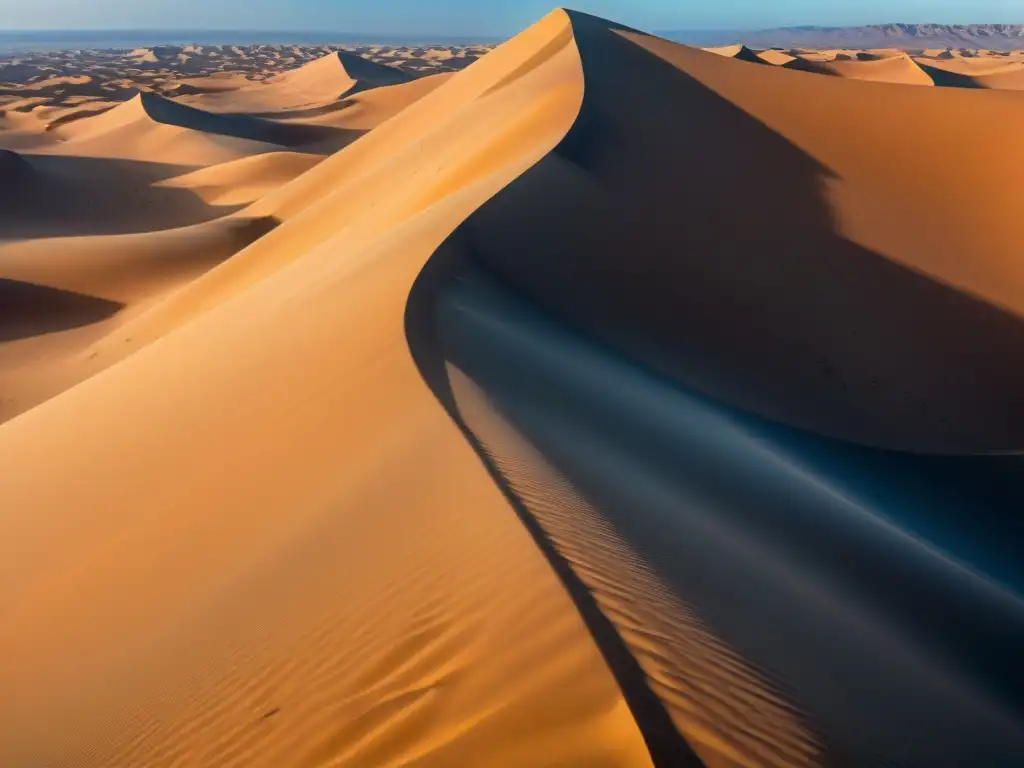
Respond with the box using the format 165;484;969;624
50;92;287;164
784;53;935;85
178;51;416;115
0;68;460;426
0;11;656;767
0;214;277;424
153;151;325;206
461;18;1024;454
439;362;822;768
405;10;1024;766
915;57;1024;90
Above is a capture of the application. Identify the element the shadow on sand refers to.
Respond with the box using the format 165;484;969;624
0;278;124;342
406;13;1024;767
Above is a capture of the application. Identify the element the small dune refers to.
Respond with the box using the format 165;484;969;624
915;57;1024;89
154;151;323;206
785;52;935;85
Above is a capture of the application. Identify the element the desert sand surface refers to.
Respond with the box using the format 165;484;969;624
2;8;1024;768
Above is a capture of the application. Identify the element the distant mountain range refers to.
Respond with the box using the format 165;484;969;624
661;24;1024;51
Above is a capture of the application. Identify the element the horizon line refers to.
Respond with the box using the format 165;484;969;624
3;20;1024;34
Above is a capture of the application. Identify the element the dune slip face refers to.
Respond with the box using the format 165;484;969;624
2;7;1024;768
408;9;1024;767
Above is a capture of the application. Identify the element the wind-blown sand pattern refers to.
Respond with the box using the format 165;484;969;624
1;8;1023;768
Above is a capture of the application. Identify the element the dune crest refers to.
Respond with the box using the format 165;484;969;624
409;10;1024;764
283;50;414;93
183;51;419;116
0;10;661;767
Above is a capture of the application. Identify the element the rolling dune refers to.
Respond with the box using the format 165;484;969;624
1;7;1023;768
154;151;325;206
784;52;935;84
915;57;1024;89
182;51;414;115
52;92;289;163
53;92;340;161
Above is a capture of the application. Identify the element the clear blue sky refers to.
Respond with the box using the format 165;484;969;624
1;0;1022;34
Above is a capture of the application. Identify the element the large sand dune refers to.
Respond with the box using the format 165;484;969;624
179;51;414;115
1;8;1022;768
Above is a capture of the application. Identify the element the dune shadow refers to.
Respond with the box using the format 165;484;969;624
0;278;123;341
0;153;243;237
404;236;704;768
429;264;1024;766
914;62;985;88
406;14;1024;767
207;112;364;148
467;16;1024;454
118;93;356;149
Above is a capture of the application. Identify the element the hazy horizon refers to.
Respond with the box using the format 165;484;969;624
1;1;1023;37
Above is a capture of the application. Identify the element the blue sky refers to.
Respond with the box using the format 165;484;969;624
1;0;1022;34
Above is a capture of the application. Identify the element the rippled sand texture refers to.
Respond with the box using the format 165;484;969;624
2;8;1023;768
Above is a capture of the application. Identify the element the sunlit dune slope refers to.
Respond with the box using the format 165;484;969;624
273;72;454;130
785;52;935;85
0;215;277;423
755;49;796;66
915;57;1024;89
702;44;767;65
0;10;655;768
52;92;292;163
154;151;324;206
182;51;415;115
0;66;453;422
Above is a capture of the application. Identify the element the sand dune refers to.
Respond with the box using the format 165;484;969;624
272;73;453;129
702;44;766;65
54;92;341;160
465;20;1024;454
755;49;797;66
51;92;287;163
154;151;324;206
0;152;234;237
0;10;655;767
183;51;414;115
915;57;1024;89
785;52;935;84
0;214;278;423
1;8;1023;768
409;11;1024;763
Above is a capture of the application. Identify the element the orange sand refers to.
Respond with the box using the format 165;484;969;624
2;8;1024;768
